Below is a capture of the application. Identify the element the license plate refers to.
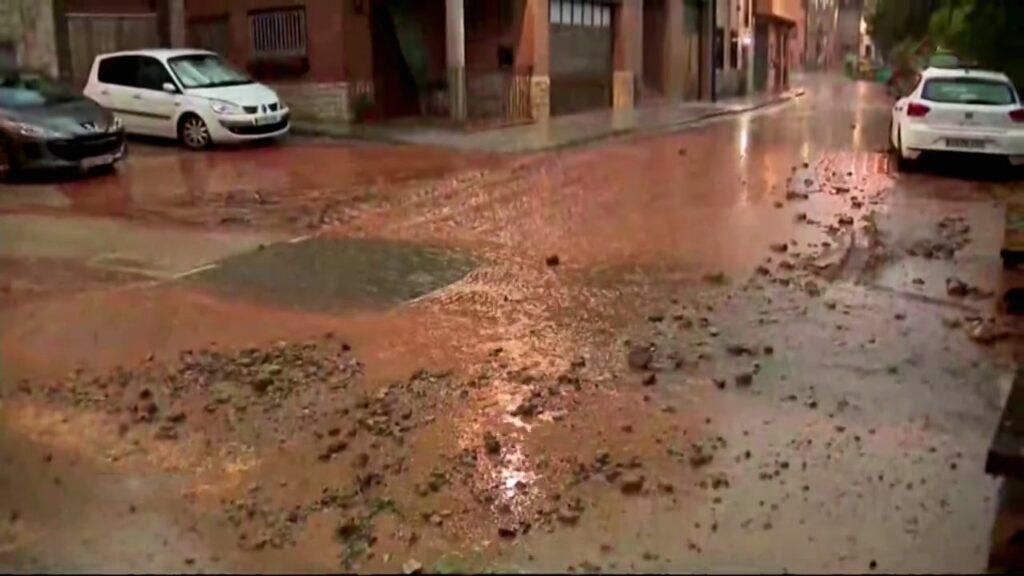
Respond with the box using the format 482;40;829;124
947;138;986;150
255;114;279;126
80;154;114;169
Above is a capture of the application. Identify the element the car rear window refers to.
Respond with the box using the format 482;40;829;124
922;77;1017;105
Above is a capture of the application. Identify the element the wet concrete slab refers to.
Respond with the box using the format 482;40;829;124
187;237;478;313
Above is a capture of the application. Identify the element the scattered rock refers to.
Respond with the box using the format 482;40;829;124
804;280;822;297
545;255;561;267
619;474;645;495
773;201;784;209
647;313;665;323
726;343;756;356
946;277;969;297
735;372;754;387
483;431;502;455
642;373;658;386
912;277;925;286
318;440;348;462
403;560;424;574
557;507;582;525
627;346;653;371
497;525;518;539
769;243;789;253
703;271;729;285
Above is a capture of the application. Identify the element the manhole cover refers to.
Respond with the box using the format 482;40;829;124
189;237;476;312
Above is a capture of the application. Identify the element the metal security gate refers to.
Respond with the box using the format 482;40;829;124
66;13;159;87
549;0;613;116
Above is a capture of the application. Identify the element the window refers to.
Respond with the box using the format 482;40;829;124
136;57;174;91
714;27;725;70
550;0;611;28
922;78;1017;106
98;56;139;87
169;54;253;89
249;8;307;59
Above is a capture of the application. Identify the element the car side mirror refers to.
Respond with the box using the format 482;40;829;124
162;82;178;94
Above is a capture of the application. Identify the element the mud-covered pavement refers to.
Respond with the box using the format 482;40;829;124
3;75;1024;573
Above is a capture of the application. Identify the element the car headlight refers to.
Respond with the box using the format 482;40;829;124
209;99;244;115
0;120;65;139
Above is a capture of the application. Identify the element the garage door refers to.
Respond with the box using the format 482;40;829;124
549;0;613;116
67;13;159;87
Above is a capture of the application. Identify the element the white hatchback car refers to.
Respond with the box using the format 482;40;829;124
890;67;1024;168
84;49;289;150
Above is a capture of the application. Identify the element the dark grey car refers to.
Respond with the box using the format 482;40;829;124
0;69;126;180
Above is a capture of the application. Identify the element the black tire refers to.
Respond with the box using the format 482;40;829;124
895;128;914;172
178;114;212;150
0;141;17;182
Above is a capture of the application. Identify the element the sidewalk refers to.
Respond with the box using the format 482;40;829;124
293;88;805;154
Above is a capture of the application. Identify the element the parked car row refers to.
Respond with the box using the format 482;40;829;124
0;49;289;180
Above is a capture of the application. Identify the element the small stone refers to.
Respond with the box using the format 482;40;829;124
946;277;969;297
774;201;784;208
545;255;561;267
735;372;754;387
642;373;657;386
166;410;186;424
912;277;925;285
429;513;443;526
713;378;726;390
870;560;877;570
627;346;653;371
647;313;665;323
804;280;822;297
824;300;837;310
658;481;675;493
403;560;424;574
762;345;774;355
941;317;962;329
838;215;855;226
703;271;729;285
770;243;789;253
497;525;518;539
483;431;501;455
894;312;906;321
619;474;645;494
689;452;713;468
557;507;581;524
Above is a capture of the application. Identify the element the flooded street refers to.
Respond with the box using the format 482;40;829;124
1;74;1021;573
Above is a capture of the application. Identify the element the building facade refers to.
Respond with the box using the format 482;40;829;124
753;0;803;93
182;0;731;124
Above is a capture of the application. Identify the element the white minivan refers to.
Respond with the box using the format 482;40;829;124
84;49;289;150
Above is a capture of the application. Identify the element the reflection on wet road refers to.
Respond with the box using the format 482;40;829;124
1;74;1021;573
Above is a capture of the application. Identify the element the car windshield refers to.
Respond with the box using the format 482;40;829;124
922;78;1017;105
168;54;253;89
0;70;81;109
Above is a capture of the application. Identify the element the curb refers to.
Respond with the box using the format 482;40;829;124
293;89;805;153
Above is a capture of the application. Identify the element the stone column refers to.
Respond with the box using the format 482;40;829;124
613;0;642;110
664;0;686;100
446;0;467;121
168;0;186;47
521;0;550;121
700;0;714;100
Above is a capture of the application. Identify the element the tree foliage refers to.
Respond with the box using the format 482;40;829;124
870;0;1024;88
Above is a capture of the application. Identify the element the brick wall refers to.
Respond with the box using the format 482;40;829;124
273;81;352;123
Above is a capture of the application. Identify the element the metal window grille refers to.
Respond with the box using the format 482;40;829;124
249;8;307;59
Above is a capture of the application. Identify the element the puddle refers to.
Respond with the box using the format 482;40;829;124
188;237;478;313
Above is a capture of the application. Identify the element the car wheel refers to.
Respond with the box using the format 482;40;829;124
895;128;914;172
0;141;16;182
179;114;212;150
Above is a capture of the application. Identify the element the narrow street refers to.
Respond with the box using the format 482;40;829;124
1;74;1020;573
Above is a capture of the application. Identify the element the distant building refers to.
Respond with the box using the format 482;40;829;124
753;0;804;93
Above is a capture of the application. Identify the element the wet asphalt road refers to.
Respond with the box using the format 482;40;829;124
1;74;1023;573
